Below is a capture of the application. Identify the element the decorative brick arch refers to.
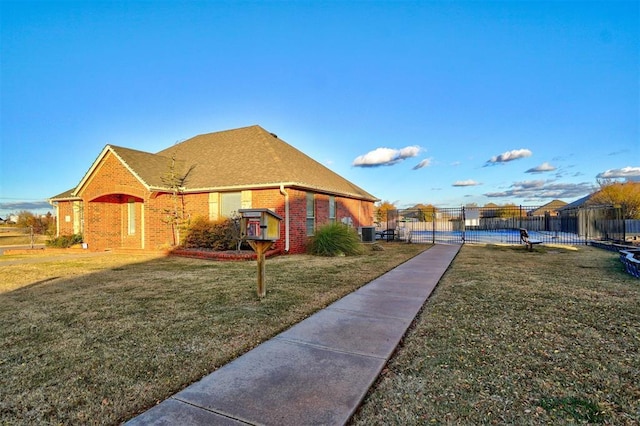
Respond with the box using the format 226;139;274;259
89;193;144;203
85;193;146;250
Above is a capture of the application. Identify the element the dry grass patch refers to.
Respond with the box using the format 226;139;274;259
0;253;161;293
0;232;48;247
351;245;640;425
0;242;426;425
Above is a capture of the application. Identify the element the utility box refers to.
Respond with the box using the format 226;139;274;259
239;208;283;241
359;226;376;243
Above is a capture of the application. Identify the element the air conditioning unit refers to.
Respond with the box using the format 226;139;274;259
359;226;376;243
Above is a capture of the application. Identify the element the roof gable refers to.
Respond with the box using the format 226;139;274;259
157;125;377;200
108;145;183;189
529;199;567;215
54;126;377;201
72;145;170;196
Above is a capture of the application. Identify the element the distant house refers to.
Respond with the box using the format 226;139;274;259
49;125;378;254
480;203;500;218
558;194;592;212
558;193;628;241
528;199;567;217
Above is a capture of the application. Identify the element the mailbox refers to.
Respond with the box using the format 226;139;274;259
239;208;283;241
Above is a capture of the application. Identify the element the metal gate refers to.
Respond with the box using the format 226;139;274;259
381;205;626;245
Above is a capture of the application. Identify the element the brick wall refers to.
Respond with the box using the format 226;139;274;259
62;150;375;253
79;152;149;250
54;201;77;236
144;192;210;249
285;189;309;254
251;188;291;253
85;194;125;250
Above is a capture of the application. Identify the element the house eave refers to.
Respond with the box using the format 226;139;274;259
149;182;379;202
48;196;82;204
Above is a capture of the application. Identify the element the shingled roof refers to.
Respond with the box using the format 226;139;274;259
529;199;568;216
57;125;377;201
50;188;81;201
154;125;377;200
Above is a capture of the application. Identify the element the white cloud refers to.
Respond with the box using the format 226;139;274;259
353;146;421;167
596;166;640;180
453;180;481;187
525;162;556;173
486;148;532;165
484;181;592;200
0;201;51;211
512;180;545;189
412;158;432;170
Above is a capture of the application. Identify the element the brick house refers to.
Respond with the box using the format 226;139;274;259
49;125;378;254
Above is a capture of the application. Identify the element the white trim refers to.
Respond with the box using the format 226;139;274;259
149;182;378;202
73;145;152;197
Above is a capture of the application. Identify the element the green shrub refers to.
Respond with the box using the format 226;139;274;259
182;216;241;251
46;234;83;248
307;223;364;256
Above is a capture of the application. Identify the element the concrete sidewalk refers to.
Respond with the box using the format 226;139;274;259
126;243;461;426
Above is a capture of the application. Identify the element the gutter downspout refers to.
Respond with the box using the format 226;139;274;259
279;184;290;253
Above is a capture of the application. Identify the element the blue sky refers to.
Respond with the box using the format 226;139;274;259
1;1;638;217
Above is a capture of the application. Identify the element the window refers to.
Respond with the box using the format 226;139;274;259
72;201;83;234
127;200;136;235
329;195;336;224
306;192;315;235
220;192;241;218
210;191;251;220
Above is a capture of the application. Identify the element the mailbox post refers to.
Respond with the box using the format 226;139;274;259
239;209;283;298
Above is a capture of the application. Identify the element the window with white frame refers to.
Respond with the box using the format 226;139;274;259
329;195;336;224
220;192;242;218
72;201;83;235
210;191;251;220
306;192;315;235
127;200;136;235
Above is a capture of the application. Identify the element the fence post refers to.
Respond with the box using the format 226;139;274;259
622;207;626;242
462;206;466;244
432;211;435;244
519;205;523;229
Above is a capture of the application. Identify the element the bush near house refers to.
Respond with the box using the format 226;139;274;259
45;233;83;248
307;223;364;256
181;216;241;251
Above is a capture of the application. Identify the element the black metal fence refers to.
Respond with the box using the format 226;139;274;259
381;205;628;246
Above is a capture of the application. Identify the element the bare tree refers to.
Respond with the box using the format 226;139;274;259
161;155;195;245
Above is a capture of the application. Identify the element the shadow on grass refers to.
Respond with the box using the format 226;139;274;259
1;244;427;425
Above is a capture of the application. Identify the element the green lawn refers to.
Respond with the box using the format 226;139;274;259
3;243;637;425
0;243;426;425
351;244;639;425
